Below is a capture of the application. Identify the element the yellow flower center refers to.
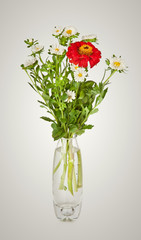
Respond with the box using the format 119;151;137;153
75;66;78;70
114;61;121;67
68;96;72;101
55;48;59;51
56;30;59;33
78;44;93;56
66;29;72;35
78;73;82;77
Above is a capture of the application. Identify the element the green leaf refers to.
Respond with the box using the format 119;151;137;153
96;95;103;105
76;129;85;136
69;124;78;133
83;38;97;43
40;116;55;122
21;64;25;69
36;85;42;91
101;88;108;99
84;107;89;116
99;82;104;92
37;100;46;106
40;105;47;109
61;93;68;101
105;58;110;65
52;127;66;140
60;118;66;124
82;81;94;88
35;65;40;74
28;82;37;92
90;108;99;115
42;93;49;101
83;124;94;130
79;90;85;99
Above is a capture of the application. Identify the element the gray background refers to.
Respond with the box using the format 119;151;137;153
1;0;141;239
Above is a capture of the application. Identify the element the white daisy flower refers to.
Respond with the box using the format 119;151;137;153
82;34;97;40
31;44;44;53
49;43;65;55
24;56;36;67
70;64;79;71
62;26;78;37
66;90;76;103
109;57;126;71
52;26;64;36
74;68;87;82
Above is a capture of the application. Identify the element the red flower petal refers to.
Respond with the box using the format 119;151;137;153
66;41;101;68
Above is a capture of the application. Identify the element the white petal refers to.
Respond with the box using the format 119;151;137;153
62;26;78;37
24;56;36;67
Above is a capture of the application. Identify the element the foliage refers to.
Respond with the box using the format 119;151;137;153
21;26;126;140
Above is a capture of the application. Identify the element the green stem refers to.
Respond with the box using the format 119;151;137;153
101;69;107;82
67;140;74;195
39;54;44;64
53;157;63;174
59;140;68;190
77;150;82;188
73;167;78;192
104;70;116;85
59;161;67;190
68;158;74;195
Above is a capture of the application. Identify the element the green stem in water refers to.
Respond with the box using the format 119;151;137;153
67;140;78;195
77;150;82;188
59;140;68;190
53;157;63;174
59;161;67;190
68;158;74;195
73;167;78;192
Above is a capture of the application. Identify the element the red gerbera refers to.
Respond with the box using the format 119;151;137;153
66;41;101;68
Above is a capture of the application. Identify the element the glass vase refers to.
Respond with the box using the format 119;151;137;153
52;135;83;221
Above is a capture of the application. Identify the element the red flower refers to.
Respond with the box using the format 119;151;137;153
66;41;101;68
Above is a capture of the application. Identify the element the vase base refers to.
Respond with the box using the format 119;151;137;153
53;202;82;221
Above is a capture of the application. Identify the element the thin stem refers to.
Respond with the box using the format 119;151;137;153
53;157;63;174
59;140;68;190
68;159;74;195
67;140;74;195
73;167;78;192
39;54;44;64
104;70;116;85
101;69;107;82
77;150;82;188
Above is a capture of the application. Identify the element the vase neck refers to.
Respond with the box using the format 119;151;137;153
57;135;78;149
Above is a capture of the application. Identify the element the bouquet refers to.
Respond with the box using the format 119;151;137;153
21;25;127;141
21;26;127;201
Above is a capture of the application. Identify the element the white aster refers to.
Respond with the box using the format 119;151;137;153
62;26;78;37
70;64;79;71
31;44;44;53
82;34;97;40
24;56;36;67
109;57;126;71
52;26;64;36
49;43;65;55
66;90;76;103
74;68;87;82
